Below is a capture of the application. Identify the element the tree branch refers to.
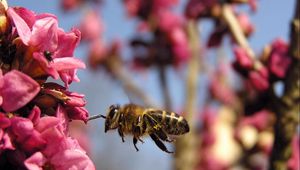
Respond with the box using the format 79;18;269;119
174;20;200;170
269;1;300;169
107;55;157;107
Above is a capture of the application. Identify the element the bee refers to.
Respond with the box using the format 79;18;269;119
93;104;190;153
43;51;53;62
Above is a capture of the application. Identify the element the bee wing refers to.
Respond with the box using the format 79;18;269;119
143;113;172;142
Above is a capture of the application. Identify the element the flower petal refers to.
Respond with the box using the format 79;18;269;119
1;70;40;112
30;15;58;52
7;7;32;45
51;149;95;170
51;57;86;71
24;152;47;170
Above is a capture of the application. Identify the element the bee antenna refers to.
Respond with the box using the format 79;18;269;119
87;114;106;121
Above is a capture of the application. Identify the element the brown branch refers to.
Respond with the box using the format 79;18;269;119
269;1;300;170
106;55;157;107
174;20;200;170
222;5;263;69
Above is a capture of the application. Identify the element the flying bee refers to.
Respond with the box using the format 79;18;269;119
90;104;190;153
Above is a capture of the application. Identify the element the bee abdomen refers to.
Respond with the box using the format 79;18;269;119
149;111;189;135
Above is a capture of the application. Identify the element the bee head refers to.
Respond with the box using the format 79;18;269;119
104;104;120;133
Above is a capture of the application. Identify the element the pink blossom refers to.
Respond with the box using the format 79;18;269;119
209;67;237;106
123;0;141;17
25;108;95;170
152;0;178;13
0;129;15;152
268;39;291;78
79;10;104;42
65;106;89;123
185;0;218;18
248;0;258;11
169;28;190;64
249;67;269;91
123;0;178;18
240;110;272;131
237;13;255;37
9;116;46;153
233;47;254;69
61;0;82;11
38;83;89;122
0;113;11;129
7;7;85;87
24;152;47;170
88;39;108;70
0;113;14;154
157;10;183;33
0;70;40;112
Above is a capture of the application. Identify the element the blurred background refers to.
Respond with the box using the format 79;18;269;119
8;0;296;170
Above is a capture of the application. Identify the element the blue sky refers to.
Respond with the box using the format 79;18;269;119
7;0;296;170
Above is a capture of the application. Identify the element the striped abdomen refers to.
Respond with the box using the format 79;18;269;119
147;110;189;135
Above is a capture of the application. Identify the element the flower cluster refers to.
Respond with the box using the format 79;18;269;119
124;0;190;68
232;38;291;91
0;2;94;169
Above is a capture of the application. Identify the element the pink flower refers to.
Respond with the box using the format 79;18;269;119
61;0;83;11
123;0;178;18
185;0;218;18
233;47;253;69
249;67;269;91
169;28;190;65
237;13;255;37
157;10;183;32
0;70;40;112
37;83;89;122
209;66;237;106
123;0;141;17
0;129;15;153
79;10;104;42
0;113;14;153
88;39;108;70
268;39;291;79
7;7;85;87
248;0;258;12
25;107;95;170
240;110;272;131
9;116;46;153
152;0;178;12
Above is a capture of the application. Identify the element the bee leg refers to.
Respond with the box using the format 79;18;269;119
138;137;144;143
150;134;174;154
134;116;144;143
133;137;139;151
118;113;125;142
133;126;144;143
118;127;125;142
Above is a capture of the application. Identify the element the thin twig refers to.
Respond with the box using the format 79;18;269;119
222;5;264;69
174;20;200;170
158;65;172;110
107;55;157;107
222;5;255;58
